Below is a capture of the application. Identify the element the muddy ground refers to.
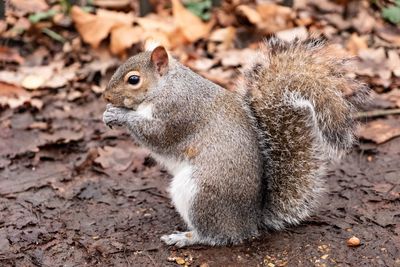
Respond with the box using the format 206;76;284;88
0;91;399;267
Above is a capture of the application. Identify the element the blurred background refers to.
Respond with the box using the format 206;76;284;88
0;0;399;266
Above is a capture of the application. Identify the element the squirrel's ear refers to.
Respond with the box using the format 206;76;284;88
151;46;169;75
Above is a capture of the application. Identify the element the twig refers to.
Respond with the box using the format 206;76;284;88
143;251;158;267
131;186;168;199
354;108;400;119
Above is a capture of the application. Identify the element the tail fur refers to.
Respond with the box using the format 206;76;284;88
240;37;368;229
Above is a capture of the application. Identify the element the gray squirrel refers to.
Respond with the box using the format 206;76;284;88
102;38;366;247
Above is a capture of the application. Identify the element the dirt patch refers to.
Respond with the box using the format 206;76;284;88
0;95;399;267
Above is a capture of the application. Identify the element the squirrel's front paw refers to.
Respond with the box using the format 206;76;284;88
103;104;129;128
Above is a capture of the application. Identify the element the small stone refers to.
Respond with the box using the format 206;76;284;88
347;236;361;247
175;257;186;265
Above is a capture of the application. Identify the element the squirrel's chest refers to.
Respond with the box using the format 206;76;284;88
152;153;197;228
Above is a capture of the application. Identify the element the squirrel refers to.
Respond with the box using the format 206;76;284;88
102;38;367;247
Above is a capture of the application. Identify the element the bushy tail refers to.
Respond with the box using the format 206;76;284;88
240;38;368;229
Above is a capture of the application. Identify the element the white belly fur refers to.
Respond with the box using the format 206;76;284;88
152;153;197;229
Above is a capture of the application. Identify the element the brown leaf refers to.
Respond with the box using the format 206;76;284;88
236;5;262;24
0;46;24;64
346;33;368;56
256;3;294;33
357;119;400;144
217;48;257;68
209;27;236;44
10;0;48;13
376;26;400;46
379;89;400;108
0;62;78;90
0;82;31;109
92;0;131;8
110;25;143;56
351;9;375;34
136;15;183;48
356;48;391;81
171;0;212;43
71;6;134;48
95;146;134;172
387;50;400;77
275;26;308;42
189;58;216;72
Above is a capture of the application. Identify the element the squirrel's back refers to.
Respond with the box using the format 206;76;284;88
240;38;367;229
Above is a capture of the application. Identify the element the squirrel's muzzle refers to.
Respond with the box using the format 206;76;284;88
103;91;112;103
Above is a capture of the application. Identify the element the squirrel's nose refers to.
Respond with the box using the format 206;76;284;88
103;92;112;102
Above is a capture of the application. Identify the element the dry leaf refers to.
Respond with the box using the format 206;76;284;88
352;9;375;34
276;26;308;42
346;33;368;56
189;58;216;72
209;27;236;49
256;3;294;33
0;82;31;109
357;119;400;144
379;89;400;108
387;50;400;77
95;146;134;172
10;0;48;13
21;75;45;90
171;0;212;43
0;46;24;64
356;48;392;81
0;62;78;89
136;15;183;48
92;0;131;8
376;26;400;46
110;25;143;56
236;5;262;24
71;6;134;49
218;48;257;68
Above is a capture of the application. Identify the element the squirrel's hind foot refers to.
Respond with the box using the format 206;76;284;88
161;231;198;247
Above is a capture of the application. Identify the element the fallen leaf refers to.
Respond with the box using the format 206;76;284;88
0;82;31;108
376;26;400;46
217;48;257;68
351;9;375;34
71;6;134;48
21;75;45;90
10;0;48;13
92;0;131;8
136;15;182;48
209;26;236;49
0;62;78;89
236;5;262;24
110;25;143;56
0;46;24;64
95;146;134;172
172;0;212;42
256;3;294;33
357;118;400;144
189;58;216;72
379;89;400;108
356;48;392;81
387;50;400;77
275;26;308;42
346;33;368;56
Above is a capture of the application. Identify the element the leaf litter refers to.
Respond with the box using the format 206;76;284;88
0;0;400;266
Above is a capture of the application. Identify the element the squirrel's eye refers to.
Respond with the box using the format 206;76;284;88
127;75;140;85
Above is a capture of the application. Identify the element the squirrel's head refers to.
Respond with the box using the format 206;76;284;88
103;45;169;109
